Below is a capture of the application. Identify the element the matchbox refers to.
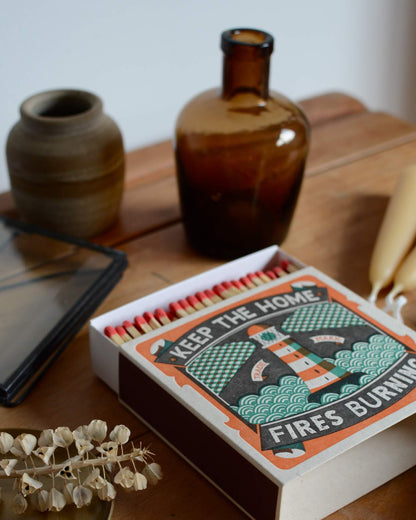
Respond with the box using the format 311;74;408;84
89;246;416;520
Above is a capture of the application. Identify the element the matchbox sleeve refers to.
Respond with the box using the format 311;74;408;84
91;259;416;520
123;269;416;467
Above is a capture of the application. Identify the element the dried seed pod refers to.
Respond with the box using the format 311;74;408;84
58;468;76;480
114;467;135;489
31;489;50;512
0;458;18;476
10;447;25;460
72;425;90;441
53;427;73;448
97;480;117;501
12;493;28;514
75;438;94;456
20;473;43;496
83;468;106;490
133;472;147;491
109;425;131;445
87;420;107;443
72;485;93;508
96;441;118;460
48;488;66;512
38;429;54;447
11;434;37;459
0;432;14;454
142;463;163;485
63;482;75;505
33;446;56;465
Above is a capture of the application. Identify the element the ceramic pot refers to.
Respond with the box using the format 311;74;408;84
6;89;125;238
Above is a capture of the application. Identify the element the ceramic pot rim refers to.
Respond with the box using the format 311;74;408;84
20;89;103;133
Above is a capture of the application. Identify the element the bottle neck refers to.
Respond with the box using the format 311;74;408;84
220;28;273;101
222;55;270;100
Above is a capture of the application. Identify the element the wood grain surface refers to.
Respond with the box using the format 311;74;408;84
0;93;415;519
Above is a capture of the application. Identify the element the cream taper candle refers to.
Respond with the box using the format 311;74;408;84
368;165;416;302
386;245;416;301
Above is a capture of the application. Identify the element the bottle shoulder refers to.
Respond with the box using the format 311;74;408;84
176;87;309;136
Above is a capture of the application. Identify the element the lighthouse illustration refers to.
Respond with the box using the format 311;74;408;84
183;319;362;409
153;299;367;414
246;323;361;402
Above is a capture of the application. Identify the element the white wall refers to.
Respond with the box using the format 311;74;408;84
1;0;415;193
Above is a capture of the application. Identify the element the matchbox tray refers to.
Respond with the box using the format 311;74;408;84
89;246;416;520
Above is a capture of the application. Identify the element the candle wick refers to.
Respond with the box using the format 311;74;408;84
368;282;382;304
383;289;407;322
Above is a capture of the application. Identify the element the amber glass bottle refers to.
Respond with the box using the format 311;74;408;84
175;28;310;259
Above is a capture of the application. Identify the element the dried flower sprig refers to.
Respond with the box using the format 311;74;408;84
0;421;162;514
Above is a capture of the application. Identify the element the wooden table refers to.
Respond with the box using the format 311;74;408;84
0;92;415;519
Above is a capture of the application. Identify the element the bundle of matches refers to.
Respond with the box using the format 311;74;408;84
0;420;162;514
105;260;299;346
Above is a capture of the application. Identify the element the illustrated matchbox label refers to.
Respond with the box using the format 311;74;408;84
128;273;416;470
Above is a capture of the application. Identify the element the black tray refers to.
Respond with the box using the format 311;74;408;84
0;215;127;406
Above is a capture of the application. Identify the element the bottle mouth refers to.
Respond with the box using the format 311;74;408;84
20;89;102;130
221;28;274;56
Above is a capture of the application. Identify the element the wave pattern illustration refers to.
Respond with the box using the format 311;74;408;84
326;333;405;378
